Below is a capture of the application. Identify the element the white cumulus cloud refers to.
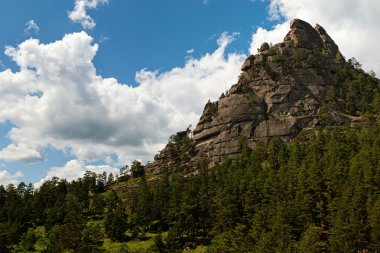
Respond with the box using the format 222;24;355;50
0;144;42;163
0;170;23;186
68;0;109;29
249;0;380;75
0;31;245;169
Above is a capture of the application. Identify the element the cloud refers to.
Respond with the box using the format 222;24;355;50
24;20;39;36
0;170;23;186
0;31;245;167
0;144;42;163
249;0;380;75
68;0;109;29
34;159;119;188
249;22;289;53
186;48;194;54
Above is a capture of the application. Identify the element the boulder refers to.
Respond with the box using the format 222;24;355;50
259;42;270;52
241;55;255;71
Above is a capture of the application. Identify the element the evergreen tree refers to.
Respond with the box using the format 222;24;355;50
104;191;128;242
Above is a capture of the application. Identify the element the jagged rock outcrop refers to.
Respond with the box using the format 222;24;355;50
145;18;380;173
192;19;348;166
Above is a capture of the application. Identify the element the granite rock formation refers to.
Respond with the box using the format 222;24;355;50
145;19;379;174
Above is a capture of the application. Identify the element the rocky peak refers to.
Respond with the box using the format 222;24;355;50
284;19;324;49
283;19;340;57
314;23;340;57
145;19;379;174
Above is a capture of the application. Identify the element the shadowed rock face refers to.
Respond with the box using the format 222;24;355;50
145;18;378;174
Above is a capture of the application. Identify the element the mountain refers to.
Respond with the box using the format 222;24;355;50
145;18;380;175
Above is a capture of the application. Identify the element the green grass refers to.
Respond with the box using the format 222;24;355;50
126;238;155;252
183;245;208;253
102;233;156;253
102;230;207;253
102;239;130;253
108;181;130;190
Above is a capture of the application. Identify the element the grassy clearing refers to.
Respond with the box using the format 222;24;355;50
102;233;156;253
183;245;208;253
102;230;207;252
126;238;155;252
102;239;129;253
102;238;154;253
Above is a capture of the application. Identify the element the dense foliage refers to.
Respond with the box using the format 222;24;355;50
126;122;380;252
0;121;380;252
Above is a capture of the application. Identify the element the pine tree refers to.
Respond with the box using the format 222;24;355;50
104;191;128;242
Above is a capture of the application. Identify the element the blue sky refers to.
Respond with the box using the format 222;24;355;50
0;0;379;186
0;0;272;85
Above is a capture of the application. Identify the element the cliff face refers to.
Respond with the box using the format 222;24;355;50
145;19;379;174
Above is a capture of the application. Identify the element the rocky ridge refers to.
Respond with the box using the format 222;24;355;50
145;19;379;175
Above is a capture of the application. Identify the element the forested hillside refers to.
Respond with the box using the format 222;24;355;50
1;122;379;252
